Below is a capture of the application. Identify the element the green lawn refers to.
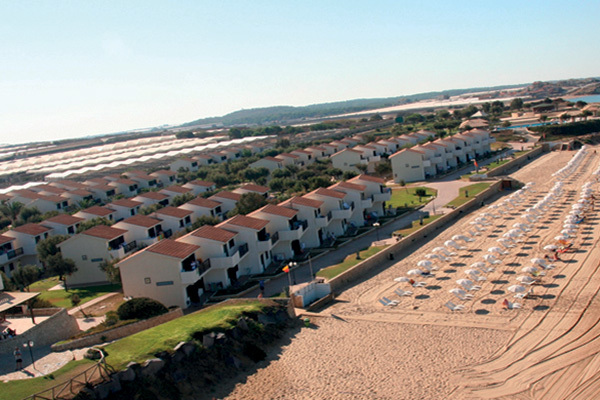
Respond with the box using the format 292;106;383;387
316;244;389;280
104;300;267;369
388;187;437;209
393;215;443;237
445;182;492;208
0;359;95;400
30;276;121;309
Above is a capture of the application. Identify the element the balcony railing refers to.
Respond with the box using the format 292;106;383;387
238;243;249;257
122;240;137;254
271;231;279;245
7;247;24;260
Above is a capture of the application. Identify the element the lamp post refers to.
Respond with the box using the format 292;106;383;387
23;340;35;370
373;222;381;242
289;261;297;284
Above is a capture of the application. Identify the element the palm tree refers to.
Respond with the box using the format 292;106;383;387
0;200;24;226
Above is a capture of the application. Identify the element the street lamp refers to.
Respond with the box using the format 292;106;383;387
289;261;297;284
373;222;381;242
23;340;35;370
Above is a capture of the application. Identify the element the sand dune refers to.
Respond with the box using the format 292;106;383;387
222;148;600;400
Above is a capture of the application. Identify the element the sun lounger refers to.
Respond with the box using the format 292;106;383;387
444;301;465;311
379;297;399;307
449;288;474;301
394;289;413;297
502;299;522;309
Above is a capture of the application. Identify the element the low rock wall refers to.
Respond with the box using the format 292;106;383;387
51;308;183;352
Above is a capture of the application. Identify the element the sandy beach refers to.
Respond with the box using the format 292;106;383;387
220;148;600;400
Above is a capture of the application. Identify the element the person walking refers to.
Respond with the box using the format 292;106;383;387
14;347;22;371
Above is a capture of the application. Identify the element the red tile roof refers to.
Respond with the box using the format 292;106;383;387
80;206;115;217
146;239;199;259
111;178;138;185
350;174;386;184
67;189;94;196
136;192;169;201
184;197;221;208
210;191;242;201
0;235;16;245
82;225;127;240
150;169;177;176
185;180;215;187
118;214;162;228
109;199;143;208
252;204;297;219
43;214;84;226
155;206;193;218
221;215;268;231
276;153;299;159
262;156;283;163
281;196;323;209
331;181;366;192
191;225;237;243
10;223;52;236
310;187;347;199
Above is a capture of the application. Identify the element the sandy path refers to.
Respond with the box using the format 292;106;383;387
222;148;600;400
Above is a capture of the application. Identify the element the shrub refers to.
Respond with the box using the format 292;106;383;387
117;297;168;320
105;311;119;326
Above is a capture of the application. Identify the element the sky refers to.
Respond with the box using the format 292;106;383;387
1;1;599;145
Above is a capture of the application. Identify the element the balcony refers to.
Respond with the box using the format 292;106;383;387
431;156;443;164
181;258;210;284
373;191;391;203
0;247;24;264
454;148;464;157
361;196;373;209
256;235;273;252
422;160;432;168
138;236;160;247
210;248;242;270
315;215;329;228
279;221;307;241
330;207;352;220
109;241;137;259
271;231;279;245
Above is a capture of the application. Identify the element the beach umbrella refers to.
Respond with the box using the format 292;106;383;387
417;260;433;268
452;234;474;243
464;269;480;276
470;261;486;269
563;223;578;229
517;276;536;284
544;245;558;251
432;247;455;256
407;269;423;276
508;285;526;293
522;266;539;274
394;277;410;282
555;235;569;241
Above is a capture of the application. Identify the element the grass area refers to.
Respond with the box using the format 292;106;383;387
104;300;267;369
316;244;389;280
0;359;95;400
30;276;121;309
393;215;443;237
388;187;437;209
445;182;492;208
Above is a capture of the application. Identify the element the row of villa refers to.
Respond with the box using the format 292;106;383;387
0;172;390;309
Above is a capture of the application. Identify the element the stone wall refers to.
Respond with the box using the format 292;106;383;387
51;308;183;352
327;180;504;293
0;308;79;353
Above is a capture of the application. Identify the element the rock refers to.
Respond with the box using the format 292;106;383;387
94;379;122;399
229;326;243;340
117;367;136;382
215;332;227;344
171;370;187;382
203;332;215;348
274;310;288;323
140;358;165;377
227;356;243;369
237;317;249;331
126;361;140;371
79;387;97;399
258;313;276;325
173;341;196;357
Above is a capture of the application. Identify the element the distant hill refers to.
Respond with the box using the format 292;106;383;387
178;84;528;128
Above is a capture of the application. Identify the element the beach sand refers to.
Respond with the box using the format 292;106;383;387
221;148;600;400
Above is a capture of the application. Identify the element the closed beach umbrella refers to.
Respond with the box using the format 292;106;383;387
394;277;410;282
543;245;558;251
508;285;526;293
517;275;535;284
522;266;539;274
465;269;480;276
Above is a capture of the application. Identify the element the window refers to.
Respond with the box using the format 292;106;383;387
130;209;135;216
179;219;184;228
82;255;87;260
67;226;75;234
144;277;151;284
35;236;41;244
228;239;235;249
156;281;173;286
185;216;191;224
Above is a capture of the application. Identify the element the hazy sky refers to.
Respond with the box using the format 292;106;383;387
1;1;599;145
